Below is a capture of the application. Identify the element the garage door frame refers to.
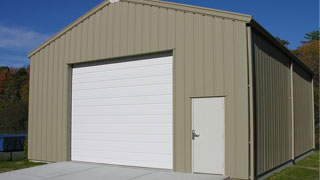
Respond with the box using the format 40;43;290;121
66;50;175;169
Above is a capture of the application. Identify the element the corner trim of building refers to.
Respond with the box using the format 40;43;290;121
311;79;315;149
246;25;255;180
290;63;295;160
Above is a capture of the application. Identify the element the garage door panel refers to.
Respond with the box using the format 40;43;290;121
72;104;172;116
72;75;172;91
72;123;172;134
72;95;172;107
72;150;172;162
72;133;172;142
71;156;172;169
72;141;172;154
73;56;172;75
73;64;172;83
71;115;172;123
71;55;173;169
72;84;171;100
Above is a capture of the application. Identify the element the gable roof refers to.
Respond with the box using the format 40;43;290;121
27;0;252;58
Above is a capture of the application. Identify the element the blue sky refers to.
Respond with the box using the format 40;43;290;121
0;0;318;67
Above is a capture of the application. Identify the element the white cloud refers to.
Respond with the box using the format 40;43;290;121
0;24;52;52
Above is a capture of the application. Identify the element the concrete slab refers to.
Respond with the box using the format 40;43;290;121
0;161;228;180
53;165;155;180
133;171;228;180
0;172;46;180
12;161;102;178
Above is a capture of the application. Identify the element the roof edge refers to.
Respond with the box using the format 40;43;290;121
28;0;252;58
249;19;314;77
27;0;110;58
127;0;252;22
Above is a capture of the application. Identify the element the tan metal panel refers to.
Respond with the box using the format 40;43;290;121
203;15;214;96
252;30;292;175
63;31;71;160
174;10;185;172
223;19;236;177
119;2;128;56
80;18;89;61
127;3;135;54
36;50;43;160
112;2;121;57
106;5;114;57
184;12;194;172
93;9;101;60
32;53;39;160
51;38;59;161
159;8;167;50
75;23;82;62
27;55;35;160
150;6;159;51
99;7;107;58
69;28;76;63
293;64;313;157
213;17;224;95
57;35;65;161
46;43;54;161
134;4;143;53
142;5;151;52
87;14;95;60
41;46;49;160
167;9;176;49
194;14;204;97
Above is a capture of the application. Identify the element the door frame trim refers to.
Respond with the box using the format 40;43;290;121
191;96;226;175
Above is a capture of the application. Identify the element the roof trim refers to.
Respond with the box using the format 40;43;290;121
27;0;252;58
126;0;252;22
249;19;314;77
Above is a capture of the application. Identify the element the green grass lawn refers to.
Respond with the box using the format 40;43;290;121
0;156;46;173
266;151;319;180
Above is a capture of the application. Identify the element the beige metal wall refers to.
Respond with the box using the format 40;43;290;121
252;30;292;176
293;63;314;157
28;1;251;179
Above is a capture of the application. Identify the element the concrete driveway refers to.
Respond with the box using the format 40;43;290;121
0;161;229;180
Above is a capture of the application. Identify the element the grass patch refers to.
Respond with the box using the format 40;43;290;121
266;166;319;180
295;152;319;169
266;151;319;180
0;159;46;173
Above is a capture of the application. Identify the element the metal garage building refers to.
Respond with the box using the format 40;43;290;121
27;0;315;179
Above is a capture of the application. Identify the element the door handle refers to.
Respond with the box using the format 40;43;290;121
192;130;200;140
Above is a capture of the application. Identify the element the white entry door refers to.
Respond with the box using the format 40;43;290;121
71;54;173;169
192;97;225;174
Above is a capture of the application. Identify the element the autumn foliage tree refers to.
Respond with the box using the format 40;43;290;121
0;66;29;133
293;30;319;148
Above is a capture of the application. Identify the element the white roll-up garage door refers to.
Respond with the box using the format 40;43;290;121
71;54;173;169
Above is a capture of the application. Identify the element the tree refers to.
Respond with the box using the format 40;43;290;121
293;39;319;84
6;68;28;100
0;66;29;133
301;30;320;43
0;67;9;98
275;37;290;47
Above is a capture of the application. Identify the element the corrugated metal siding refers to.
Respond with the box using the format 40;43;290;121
252;30;292;175
293;64;313;157
28;1;249;179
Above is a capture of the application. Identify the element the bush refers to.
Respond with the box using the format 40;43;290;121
0;100;28;133
24;135;28;159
